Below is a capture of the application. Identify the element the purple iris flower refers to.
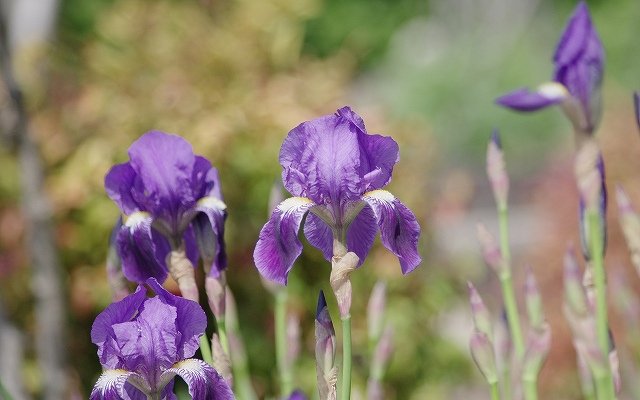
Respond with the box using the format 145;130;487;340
496;2;604;134
90;278;234;399
253;106;421;284
105;131;227;284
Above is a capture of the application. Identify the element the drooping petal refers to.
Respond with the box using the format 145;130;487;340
336;106;400;191
158;359;235;400
117;213;168;283
280;113;362;204
105;163;140;215
127;131;197;228
345;205;377;266
254;197;315;285
303;212;333;261
192;196;228;277
495;87;565;111
146;278;207;360
362;190;421;274
90;370;140;400
91;286;147;369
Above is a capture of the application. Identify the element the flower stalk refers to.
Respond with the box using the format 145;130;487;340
275;288;294;396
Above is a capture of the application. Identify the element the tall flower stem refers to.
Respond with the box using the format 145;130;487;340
341;315;353;400
275;289;293;396
199;335;214;366
498;205;525;360
490;382;500;400
588;209;615;398
522;378;537;400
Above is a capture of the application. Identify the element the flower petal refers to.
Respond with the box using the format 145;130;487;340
303;213;333;261
279;113;362;204
105;163;140;215
336;106;399;191
254;197;315;285
90;370;141;400
159;359;234;400
117;213;168;283
91;286;147;369
362;190;421;274
146;278;207;360
345;204;377;266
192;196;228;277
127;131;197;228
287;389;308;400
495;87;565;112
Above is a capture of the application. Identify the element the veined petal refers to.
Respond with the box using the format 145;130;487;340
128;131;197;227
303;213;333;261
362;190;421;274
159;359;234;400
495;85;566;112
192;196;228;277
90;370;141;400
146;278;207;360
117;212;168;283
254;197;315;285
345;205;377;266
105;163;140;215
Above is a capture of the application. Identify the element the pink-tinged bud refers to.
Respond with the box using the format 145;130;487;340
315;291;337;400
476;223;504;275
211;333;233;386
574;139;603;212
524;267;544;331
470;330;498;384
367;325;394;399
487;130;509;208
610;346;621;394
205;274;226;321
287;314;301;368
611;270;640;328
366;379;384;400
522;322;551;381
563;244;589;316
576;352;595;399
467;282;493;341
330;240;359;318
367;282;387;344
616;185;640;276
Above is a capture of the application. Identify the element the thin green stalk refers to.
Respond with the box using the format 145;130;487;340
588;210;616;399
0;379;14;400
199;335;214;366
275;289;293;396
217;317;229;356
341;315;352;400
490;381;500;400
498;205;525;360
522;378;537;400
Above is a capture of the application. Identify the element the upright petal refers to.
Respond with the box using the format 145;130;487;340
192;196;228;277
496;86;566;112
336;107;400;191
105;163;140;215
159;359;235;400
254;197;315;285
90;370;140;400
128;131;197;228
280;113;362;205
362;190;421;274
147;278;207;360
345;205;378;266
117;213;168;283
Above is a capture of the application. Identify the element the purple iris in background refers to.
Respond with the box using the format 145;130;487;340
253;106;421;284
105;131;226;284
496;1;604;134
90;278;234;399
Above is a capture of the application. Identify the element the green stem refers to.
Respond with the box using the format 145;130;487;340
588;210;616;399
522;378;538;400
341;315;353;400
498;205;525;360
199;335;214;366
490;381;500;400
0;379;14;400
217;317;229;356
275;289;293;396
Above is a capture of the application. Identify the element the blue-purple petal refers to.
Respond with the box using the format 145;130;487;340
193;197;228;277
362;190;421;274
495;88;564;112
160;359;235;400
117;213;168;283
105;163;140;216
287;389;308;400
90;370;137;400
254;197;315;285
345;205;378;266
303;212;333;261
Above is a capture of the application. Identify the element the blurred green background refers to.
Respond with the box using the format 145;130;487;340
1;0;639;398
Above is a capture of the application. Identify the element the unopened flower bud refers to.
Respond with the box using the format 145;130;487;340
470;330;498;384
371;325;394;379
563;244;588;317
211;333;233;386
476;223;503;275
166;248;198;302
524;267;544;331
315;291;337;400
205;274;226;320
575;140;604;213
616;186;640;276
610;345;621;394
367;282;387;344
522;322;551;382
487;130;509;208
467;282;493;341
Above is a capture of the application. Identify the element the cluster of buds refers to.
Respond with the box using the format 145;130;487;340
467;283;498;387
